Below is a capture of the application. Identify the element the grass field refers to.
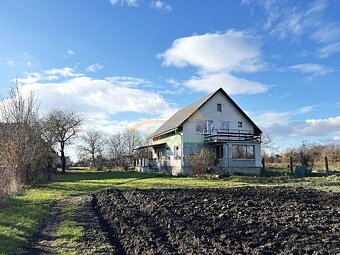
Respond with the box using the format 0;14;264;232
0;169;339;254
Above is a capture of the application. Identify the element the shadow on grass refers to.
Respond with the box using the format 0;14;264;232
51;170;169;183
0;195;50;254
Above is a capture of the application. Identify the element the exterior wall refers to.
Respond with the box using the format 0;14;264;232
152;133;183;176
149;91;262;176
218;142;261;175
182;90;254;144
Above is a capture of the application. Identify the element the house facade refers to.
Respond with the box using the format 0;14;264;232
134;88;262;175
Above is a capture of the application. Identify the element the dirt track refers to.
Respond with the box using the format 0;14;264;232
94;187;340;255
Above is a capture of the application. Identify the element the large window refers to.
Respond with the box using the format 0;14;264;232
196;120;213;134
232;145;255;159
196;120;205;133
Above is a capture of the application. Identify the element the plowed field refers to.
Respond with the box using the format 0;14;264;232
93;187;340;254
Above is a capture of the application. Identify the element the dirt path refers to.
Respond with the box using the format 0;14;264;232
26;199;64;255
26;195;115;255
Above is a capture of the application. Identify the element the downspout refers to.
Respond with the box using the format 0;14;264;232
175;128;183;174
227;144;231;175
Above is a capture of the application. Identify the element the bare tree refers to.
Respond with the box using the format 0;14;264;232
0;87;50;194
298;141;322;173
78;131;105;169
261;131;278;152
124;129;143;156
108;132;128;170
44;109;83;173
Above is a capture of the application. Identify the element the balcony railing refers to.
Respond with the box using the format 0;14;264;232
204;128;261;143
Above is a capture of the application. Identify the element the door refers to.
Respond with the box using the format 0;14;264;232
206;120;214;133
213;145;224;166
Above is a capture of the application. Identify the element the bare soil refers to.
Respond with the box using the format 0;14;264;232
94;187;340;255
26;200;63;255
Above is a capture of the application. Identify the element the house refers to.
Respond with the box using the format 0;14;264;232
134;88;262;175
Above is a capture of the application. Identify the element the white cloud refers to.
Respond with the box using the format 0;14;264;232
316;42;340;58
158;30;269;94
17;70;177;132
252;111;293;128
288;63;332;82
150;1;172;11
251;105;339;144
86;63;104;72
251;0;340;58
159;30;264;72
67;49;74;55
19;76;174;118
45;67;82;77
296;116;340;136
260;0;327;39
16;67;83;84
166;78;181;87
296;105;316;114
289;63;331;75
110;0;138;7
105;76;152;87
184;72;268;95
4;57;14;67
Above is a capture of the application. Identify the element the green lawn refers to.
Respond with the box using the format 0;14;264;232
0;169;339;255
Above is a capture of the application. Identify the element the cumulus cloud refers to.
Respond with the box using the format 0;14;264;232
184;72;268;95
150;1;172;11
16;68;177;139
253;106;316;129
86;63;104;72
251;105;339;143
159;30;264;72
295;116;340;136
158;30;269;94
18;76;174;118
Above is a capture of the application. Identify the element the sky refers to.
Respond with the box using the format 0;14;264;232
0;0;339;154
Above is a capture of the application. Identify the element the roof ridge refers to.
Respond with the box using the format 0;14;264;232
150;88;220;138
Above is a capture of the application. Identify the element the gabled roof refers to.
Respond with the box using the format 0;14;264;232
151;88;262;138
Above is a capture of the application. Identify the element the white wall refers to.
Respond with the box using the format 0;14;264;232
182;91;254;144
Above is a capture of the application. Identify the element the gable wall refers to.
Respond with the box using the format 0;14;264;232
182;91;254;144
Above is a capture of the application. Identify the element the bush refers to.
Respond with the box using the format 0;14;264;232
188;148;215;176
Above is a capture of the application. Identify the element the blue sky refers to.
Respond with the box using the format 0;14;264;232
0;0;339;151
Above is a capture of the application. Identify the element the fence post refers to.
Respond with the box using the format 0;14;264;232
290;157;293;174
262;157;265;171
325;156;329;176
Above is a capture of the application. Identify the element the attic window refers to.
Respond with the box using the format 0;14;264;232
217;103;222;112
238;121;243;127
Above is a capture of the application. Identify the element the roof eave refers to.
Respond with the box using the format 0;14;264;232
150;127;178;139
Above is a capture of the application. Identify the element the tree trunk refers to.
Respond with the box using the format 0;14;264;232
61;144;66;173
92;153;96;169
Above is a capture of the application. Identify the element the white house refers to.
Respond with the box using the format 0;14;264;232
134;88;262;175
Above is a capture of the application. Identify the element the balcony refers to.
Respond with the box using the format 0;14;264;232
204;128;261;143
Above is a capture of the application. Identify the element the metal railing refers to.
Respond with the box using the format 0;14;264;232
204;128;261;143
